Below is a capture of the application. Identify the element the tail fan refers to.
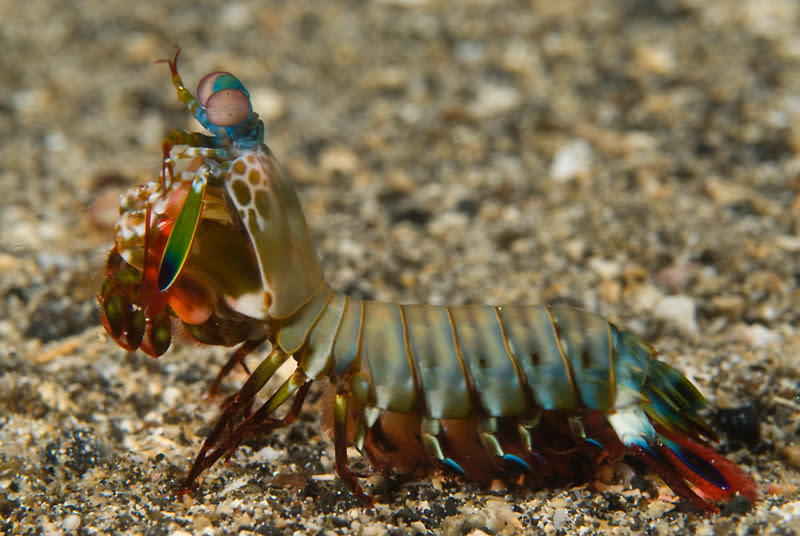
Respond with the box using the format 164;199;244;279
609;357;757;512
630;426;757;512
641;359;717;440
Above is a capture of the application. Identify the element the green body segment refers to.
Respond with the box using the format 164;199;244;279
362;302;415;411
547;306;614;411
298;291;346;379
450;305;526;416
276;289;659;419
331;296;363;376
498;305;579;410
403;305;470;418
277;287;332;354
609;327;653;409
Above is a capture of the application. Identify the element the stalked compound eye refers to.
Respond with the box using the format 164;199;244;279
196;72;237;105
205;89;251;127
196;71;252;127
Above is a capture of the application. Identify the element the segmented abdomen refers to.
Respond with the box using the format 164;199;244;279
278;285;652;419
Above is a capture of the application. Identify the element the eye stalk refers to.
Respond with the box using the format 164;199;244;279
196;71;252;127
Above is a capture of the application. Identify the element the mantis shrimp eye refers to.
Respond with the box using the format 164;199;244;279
205;89;252;127
197;71;252;127
197;71;231;106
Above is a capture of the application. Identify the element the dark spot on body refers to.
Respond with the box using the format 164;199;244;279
232;160;247;174
581;349;591;369
231;179;251;205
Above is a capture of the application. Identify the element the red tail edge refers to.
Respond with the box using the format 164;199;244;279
632;425;757;512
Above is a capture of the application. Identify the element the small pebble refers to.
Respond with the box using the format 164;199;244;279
770;501;800;523
635;45;676;75
162;386;182;407
255;445;282;463
775;235;800;252
631;284;665;313
589;257;621;279
781;446;800;468
250;87;285;121
562;238;586;260
552;508;569;530
62;514;81;531
469;84;520;118
711;295;746;317
736;323;780;347
704;176;752;205
319;147;360;178
654;263;699;294
654;295;697;334
550;139;592;182
219;3;250;29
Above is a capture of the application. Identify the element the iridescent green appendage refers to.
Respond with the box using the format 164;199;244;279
158;175;207;292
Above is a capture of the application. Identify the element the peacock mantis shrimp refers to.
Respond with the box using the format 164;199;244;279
98;48;757;512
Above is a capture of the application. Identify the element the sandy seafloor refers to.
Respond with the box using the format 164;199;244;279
2;0;800;534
